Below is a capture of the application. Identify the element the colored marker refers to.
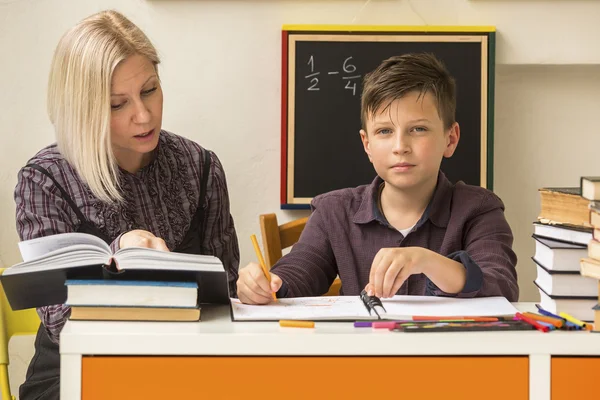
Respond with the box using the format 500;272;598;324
372;321;397;329
279;320;314;328
412;316;499;322
522;312;563;328
559;312;587;328
535;305;566;321
515;312;549;332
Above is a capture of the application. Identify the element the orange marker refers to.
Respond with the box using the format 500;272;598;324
515;312;549;333
522;312;563;328
279;320;315;328
250;234;277;301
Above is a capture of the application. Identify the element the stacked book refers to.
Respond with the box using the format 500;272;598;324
66;280;201;322
579;177;600;331
0;232;229;316
533;185;596;321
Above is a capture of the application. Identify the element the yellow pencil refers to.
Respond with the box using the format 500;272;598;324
250;234;277;301
279;320;315;328
559;312;587;328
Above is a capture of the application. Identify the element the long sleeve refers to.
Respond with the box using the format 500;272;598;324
270;203;338;297
14;166;77;344
428;191;519;301
201;151;240;296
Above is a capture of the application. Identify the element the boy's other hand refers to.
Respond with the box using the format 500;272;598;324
367;247;430;298
237;262;282;304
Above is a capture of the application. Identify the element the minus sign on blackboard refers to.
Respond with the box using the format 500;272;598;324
328;71;339;75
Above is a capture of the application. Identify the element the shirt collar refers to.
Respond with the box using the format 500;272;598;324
352;171;453;228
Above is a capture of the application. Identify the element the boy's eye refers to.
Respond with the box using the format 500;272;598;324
411;126;428;133
377;128;393;135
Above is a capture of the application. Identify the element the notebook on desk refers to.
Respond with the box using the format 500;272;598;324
230;291;518;321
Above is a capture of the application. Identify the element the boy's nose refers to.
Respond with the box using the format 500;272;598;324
393;134;411;154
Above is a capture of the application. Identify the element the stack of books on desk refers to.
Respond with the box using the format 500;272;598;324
66;280;201;322
579;177;600;331
534;185;596;321
0;232;230;314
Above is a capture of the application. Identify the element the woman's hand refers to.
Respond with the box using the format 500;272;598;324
119;229;170;251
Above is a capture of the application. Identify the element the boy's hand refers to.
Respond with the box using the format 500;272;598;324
367;247;432;298
237;262;282;304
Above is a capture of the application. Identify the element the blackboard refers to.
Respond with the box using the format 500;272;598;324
281;28;495;208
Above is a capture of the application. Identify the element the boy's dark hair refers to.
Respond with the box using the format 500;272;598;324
361;53;456;130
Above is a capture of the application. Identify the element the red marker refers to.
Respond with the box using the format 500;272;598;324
515;312;549;333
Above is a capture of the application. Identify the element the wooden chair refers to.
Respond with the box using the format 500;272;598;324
259;213;341;296
0;268;40;400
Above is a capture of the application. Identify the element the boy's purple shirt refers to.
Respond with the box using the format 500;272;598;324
271;171;519;302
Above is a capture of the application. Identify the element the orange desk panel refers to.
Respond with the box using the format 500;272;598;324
82;356;528;400
552;357;600;400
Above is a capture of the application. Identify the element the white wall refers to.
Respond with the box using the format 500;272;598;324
496;64;600;301
2;0;600;309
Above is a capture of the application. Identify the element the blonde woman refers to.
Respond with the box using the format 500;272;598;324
15;10;240;399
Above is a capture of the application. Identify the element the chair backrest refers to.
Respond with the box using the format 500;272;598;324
259;213;308;269
0;268;40;365
0;268;40;399
259;214;341;296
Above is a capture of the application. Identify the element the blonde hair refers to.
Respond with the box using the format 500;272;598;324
47;10;160;203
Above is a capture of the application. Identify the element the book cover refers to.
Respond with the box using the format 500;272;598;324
69;305;201;322
533;259;598;297
532;235;587;272
538;187;591;228
532;221;592;246
581;176;600;201
65;280;198;288
580;258;600;280
1;233;229;310
539;187;581;196
535;281;596;322
65;279;199;308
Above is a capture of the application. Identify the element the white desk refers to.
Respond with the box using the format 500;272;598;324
60;303;600;400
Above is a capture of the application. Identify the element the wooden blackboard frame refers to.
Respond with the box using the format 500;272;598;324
280;26;496;209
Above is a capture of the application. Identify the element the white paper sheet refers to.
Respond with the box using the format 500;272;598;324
230;295;517;321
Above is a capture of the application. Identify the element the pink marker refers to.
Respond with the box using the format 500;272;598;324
372;321;397;330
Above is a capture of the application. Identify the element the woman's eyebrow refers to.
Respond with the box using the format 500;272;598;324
111;75;157;97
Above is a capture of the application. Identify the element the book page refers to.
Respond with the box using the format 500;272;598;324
380;296;518;319
4;245;108;274
115;247;223;271
18;232;110;262
230;297;372;321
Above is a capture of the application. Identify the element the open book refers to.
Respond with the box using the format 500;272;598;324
1;232;229;310
230;290;518;321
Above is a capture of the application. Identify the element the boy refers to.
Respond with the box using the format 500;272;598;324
237;53;518;303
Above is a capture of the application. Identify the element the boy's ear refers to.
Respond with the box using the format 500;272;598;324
443;122;460;158
359;129;373;163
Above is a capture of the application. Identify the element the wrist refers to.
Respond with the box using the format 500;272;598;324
417;248;437;276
